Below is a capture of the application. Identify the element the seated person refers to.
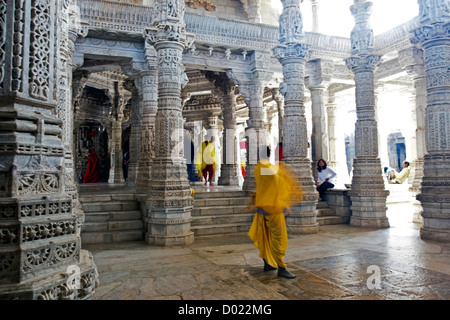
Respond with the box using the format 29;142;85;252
316;159;336;202
389;161;410;184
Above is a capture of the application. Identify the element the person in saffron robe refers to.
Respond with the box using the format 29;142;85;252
196;136;216;186
82;147;100;183
248;146;303;279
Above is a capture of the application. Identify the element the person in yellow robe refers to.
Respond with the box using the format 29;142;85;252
195;136;217;186
248;147;303;279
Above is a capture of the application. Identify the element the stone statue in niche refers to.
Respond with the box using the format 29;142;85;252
186;0;216;11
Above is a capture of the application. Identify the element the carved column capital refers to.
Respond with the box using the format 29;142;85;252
345;54;381;72
305;59;332;89
398;47;426;80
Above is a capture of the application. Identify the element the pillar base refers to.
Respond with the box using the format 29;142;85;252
145;205;195;246
0;250;99;300
285;201;319;234
350;216;390;228
412;200;424;224
145;232;194;246
420;226;450;242
348;188;390;229
419;209;450;242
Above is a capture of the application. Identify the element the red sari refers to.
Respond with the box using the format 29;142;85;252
82;148;100;183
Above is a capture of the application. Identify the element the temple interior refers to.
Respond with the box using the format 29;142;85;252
0;0;449;300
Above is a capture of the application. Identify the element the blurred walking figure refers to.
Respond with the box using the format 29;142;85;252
196;136;216;186
248;147;303;279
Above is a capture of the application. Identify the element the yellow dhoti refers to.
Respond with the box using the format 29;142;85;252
248;210;288;268
248;160;302;269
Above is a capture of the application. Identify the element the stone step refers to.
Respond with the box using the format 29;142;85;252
316;207;335;217
193;190;248;199
81;201;140;212
317;215;348;226
194;197;253;207
80;192;143;244
84;210;142;222
83;219;144;233
79;193;136;202
192;223;251;237
192;205;252;216
81;230;144;244
192;213;254;226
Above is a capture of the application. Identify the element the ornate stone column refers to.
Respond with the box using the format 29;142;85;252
122;79;142;187
61;2;87;231
272;88;284;142
311;0;320;33
227;52;272;192
135;67;158;195
206;112;221;184
326;94;337;174
306;59;331;179
107;81;128;184
412;0;450;241
216;81;240;186
398;46;427;224
273;0;319;234
232;80;266;192
246;0;262;23
0;0;98;299
345;0;389;228
144;0;195;246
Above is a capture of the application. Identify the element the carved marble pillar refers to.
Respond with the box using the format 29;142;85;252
206;112;221;184
326;95;337;175
247;0;262;23
374;84;390;170
306;59;331;180
107;82;127;184
123;79;142;187
0;0;98;299
218;85;240;186
234;81;266;192
273;0;319;234
227;52;272;192
135;68;158;195
345;0;389;228
272;88;284;142
398;46;427;224
412;0;450;241
61;2;88;231
311;0;320;33
144;0;195;246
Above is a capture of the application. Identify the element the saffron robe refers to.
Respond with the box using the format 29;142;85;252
248;160;303;269
195;141;216;176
